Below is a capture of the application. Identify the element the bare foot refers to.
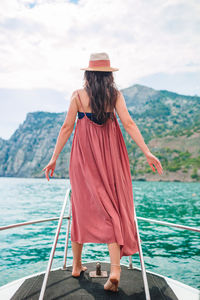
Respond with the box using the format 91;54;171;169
104;277;120;292
72;260;87;277
104;265;121;292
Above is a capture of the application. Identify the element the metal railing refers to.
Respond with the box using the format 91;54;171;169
1;212;199;233
0;216;70;231
38;188;70;300
0;187;200;300
133;203;151;299
137;217;200;233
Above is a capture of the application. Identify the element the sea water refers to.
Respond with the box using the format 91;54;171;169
0;177;199;289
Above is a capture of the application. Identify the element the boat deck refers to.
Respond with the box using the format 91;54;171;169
10;262;178;300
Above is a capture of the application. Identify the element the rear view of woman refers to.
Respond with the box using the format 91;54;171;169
43;52;163;292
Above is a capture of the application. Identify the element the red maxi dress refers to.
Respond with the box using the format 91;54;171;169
69;91;139;259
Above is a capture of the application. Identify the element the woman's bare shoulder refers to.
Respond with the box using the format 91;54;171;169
73;88;87;97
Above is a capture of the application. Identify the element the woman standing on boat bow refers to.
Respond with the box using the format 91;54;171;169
42;52;163;292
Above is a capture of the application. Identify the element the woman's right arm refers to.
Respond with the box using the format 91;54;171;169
115;91;163;175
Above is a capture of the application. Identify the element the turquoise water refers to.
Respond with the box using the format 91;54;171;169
0;177;199;289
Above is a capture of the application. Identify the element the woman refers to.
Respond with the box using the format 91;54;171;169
42;52;163;292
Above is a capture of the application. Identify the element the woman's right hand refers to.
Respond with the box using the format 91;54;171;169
42;159;57;181
145;151;163;175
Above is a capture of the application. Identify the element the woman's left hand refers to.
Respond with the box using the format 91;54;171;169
145;151;163;175
42;159;56;181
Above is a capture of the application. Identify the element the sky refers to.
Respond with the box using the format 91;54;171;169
0;0;200;140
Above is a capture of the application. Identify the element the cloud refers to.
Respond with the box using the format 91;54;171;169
0;0;199;92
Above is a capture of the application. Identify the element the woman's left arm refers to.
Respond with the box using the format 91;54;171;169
42;90;78;180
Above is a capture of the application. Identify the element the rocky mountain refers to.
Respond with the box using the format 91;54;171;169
0;112;73;178
0;84;199;181
120;84;200;181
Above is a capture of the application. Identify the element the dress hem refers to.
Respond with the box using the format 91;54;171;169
71;239;118;244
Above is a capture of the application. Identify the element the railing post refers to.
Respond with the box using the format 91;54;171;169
133;205;151;300
128;255;134;269
63;192;72;269
38;188;70;300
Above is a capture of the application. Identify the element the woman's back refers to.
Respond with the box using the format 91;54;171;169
76;88;138;130
76;88;116;125
77;88;114;113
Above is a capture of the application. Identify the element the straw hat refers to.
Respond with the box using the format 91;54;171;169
80;52;119;72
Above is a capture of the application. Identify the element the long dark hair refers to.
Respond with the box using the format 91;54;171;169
83;70;119;123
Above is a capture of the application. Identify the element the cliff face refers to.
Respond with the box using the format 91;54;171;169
0;84;200;181
0;111;73;178
120;84;200;182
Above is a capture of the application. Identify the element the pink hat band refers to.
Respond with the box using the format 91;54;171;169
89;59;110;68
